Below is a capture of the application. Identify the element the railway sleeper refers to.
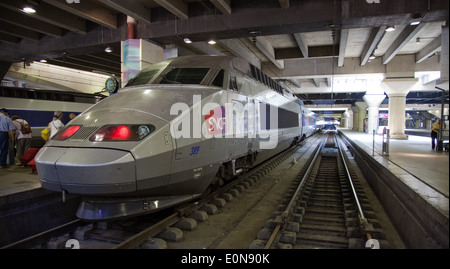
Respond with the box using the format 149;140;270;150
296;233;349;249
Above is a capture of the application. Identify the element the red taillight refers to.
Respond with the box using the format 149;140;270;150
53;125;81;140
114;126;130;139
90;125;155;142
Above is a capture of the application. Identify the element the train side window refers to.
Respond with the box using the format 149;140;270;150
212;69;225;87
229;73;238;91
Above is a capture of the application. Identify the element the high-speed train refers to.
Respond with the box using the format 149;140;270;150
35;55;322;221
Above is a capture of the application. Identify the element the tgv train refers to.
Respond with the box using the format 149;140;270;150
35;56;321;221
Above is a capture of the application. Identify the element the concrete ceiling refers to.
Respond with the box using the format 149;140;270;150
0;0;448;115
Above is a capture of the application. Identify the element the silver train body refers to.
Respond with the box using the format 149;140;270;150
35;56;321;221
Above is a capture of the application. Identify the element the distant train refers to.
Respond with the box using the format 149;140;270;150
0;87;102;146
35;56;322;221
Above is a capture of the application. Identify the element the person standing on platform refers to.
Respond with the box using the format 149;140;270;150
11;115;32;165
49;111;64;139
431;118;441;150
0;108;15;168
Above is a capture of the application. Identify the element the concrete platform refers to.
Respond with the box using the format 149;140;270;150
339;128;449;248
0;165;41;197
340;129;448;197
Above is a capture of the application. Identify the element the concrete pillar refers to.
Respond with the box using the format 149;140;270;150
351;105;359;131
127;16;136;39
354;101;368;132
363;94;386;135
340;113;347;128
381;78;419;139
347;109;354;130
441;25;448;81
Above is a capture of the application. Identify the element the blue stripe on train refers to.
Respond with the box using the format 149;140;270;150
7;110;80;127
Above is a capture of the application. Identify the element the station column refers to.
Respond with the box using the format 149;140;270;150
353;102;368;132
363;93;386;134
381;78;419;139
344;109;354;129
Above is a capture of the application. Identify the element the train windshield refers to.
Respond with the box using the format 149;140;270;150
160;67;210;84
125;69;159;87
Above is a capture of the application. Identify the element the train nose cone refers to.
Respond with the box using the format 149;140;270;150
36;147;136;195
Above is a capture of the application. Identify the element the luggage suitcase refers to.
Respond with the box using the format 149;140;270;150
27;159;37;173
20;148;40;166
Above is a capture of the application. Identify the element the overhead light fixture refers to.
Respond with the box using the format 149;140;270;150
208;40;216;45
22;6;36;14
410;20;421;26
369;54;376;60
39;59;47;63
183;38;192;44
385;25;396;32
105;47;113;53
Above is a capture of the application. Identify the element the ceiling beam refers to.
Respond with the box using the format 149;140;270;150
85;53;121;65
0;0;86;34
416;35;441;64
43;0;117;29
0;33;21;44
254;36;284;69
293;33;308;58
98;0;151;24
210;0;231;15
0;22;40;41
217;39;261;68
382;23;425;65
360;26;386;66
182;41;226;56
290;79;301;88
47;58;120;76
154;0;188;20
312;78;320;87
338;29;349;67
67;55;121;70
275;46;338;60
0;9;62;38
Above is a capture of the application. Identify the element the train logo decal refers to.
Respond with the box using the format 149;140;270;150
205;106;226;135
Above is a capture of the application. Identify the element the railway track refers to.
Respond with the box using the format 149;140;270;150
252;132;391;249
2;137;307;249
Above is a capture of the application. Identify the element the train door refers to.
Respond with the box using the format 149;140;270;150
247;98;257;153
227;93;248;159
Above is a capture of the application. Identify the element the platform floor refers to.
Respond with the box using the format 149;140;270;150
0;165;40;197
340;129;449;198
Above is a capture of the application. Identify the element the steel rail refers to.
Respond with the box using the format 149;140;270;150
264;140;324;249
335;136;374;244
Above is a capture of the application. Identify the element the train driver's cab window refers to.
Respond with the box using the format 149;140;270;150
211;69;225;87
125;69;159;87
160;67;210;84
229;73;238;91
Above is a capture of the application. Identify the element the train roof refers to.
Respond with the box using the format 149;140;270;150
129;55;301;102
